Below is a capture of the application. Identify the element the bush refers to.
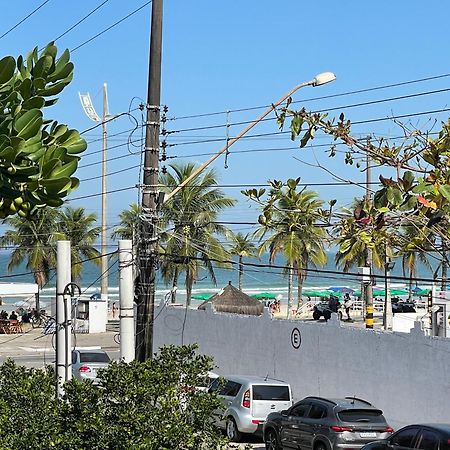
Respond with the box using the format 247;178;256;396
0;345;227;450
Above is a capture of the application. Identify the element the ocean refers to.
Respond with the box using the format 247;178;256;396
0;249;439;313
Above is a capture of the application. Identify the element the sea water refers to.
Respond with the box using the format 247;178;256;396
0;250;437;313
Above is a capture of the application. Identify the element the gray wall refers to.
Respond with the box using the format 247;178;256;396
154;303;450;429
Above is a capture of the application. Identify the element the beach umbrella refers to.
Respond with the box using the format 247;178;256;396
250;292;277;300
302;290;331;298
390;289;408;296
412;286;423;293
328;287;355;294
414;289;431;296
198;282;263;315
191;293;214;301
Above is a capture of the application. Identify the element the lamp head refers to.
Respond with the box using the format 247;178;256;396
312;72;336;87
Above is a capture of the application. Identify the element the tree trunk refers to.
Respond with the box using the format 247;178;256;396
171;271;179;303
186;270;193;306
287;266;293;319
297;270;304;309
238;256;243;291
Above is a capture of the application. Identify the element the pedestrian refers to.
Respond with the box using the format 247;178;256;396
112;302;117;319
9;311;18;321
343;293;353;321
328;295;340;313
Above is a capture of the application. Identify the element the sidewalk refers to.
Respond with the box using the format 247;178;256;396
0;325;119;356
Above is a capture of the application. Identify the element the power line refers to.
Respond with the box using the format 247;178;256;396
67;185;137;202
167;106;450;148
52;0;111;43
168;72;450;121
71;1;152;52
167;87;450;135
0;0;51;41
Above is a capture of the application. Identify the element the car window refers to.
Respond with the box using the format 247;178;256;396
308;403;327;419
220;381;242;397
338;409;386;424
416;429;440;450
290;403;310;418
390;427;420;448
252;385;290;401
72;352;77;364
208;377;222;393
79;352;110;363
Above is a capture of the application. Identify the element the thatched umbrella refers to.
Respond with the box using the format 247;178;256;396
198;281;264;316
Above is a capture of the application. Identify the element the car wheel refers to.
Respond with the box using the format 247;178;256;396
313;310;321;320
265;428;280;450
226;417;242;442
315;441;327;450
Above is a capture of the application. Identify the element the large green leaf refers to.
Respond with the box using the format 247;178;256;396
47;62;74;83
22;96;45;111
31;55;53;79
13;109;43;140
41;177;72;194
0;56;15;84
50;159;78;179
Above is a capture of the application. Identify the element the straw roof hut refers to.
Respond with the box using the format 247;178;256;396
198;281;264;316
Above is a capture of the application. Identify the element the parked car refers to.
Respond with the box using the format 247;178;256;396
361;424;450;450
391;298;416;313
208;375;293;442
313;301;343;321
196;371;219;392
72;349;111;384
263;396;393;450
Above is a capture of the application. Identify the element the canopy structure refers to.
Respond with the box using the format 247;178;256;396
354;289;409;297
303;290;336;298
198;282;264;316
191;293;214;301
328;287;355;294
250;292;277;300
414;289;431;296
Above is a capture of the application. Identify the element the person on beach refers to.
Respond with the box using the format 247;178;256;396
9;311;17;321
343;293;353;321
112;302;117;319
328;295;340;314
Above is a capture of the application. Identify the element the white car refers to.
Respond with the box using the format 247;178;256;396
72;349;111;384
208;375;293;442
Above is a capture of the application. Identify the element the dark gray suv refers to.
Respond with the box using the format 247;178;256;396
263;396;393;450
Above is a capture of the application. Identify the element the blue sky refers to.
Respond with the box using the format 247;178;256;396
2;0;450;237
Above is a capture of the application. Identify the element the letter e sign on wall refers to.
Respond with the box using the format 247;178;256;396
291;327;301;349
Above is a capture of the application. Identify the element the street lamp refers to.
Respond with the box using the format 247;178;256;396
163;72;337;203
383;257;395;330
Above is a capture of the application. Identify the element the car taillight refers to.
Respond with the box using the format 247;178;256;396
242;389;251;408
79;366;91;373
330;426;353;432
385;427;394;433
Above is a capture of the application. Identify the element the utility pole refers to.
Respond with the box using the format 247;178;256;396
365;150;374;329
101;83;109;303
56;240;71;397
135;0;163;361
119;240;135;362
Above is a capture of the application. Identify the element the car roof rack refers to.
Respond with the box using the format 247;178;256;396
344;396;373;406
304;396;337;405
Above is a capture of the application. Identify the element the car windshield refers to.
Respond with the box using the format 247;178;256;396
79;352;110;363
252;385;290;401
338;409;386;423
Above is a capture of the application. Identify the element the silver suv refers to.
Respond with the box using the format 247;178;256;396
208;375;293;442
263;396;393;450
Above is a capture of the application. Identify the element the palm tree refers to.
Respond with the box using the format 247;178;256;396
112;203;141;243
256;181;327;316
228;232;257;290
55;207;101;281
0;208;58;288
160;163;236;305
400;225;432;295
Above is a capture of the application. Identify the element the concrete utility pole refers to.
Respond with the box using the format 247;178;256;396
56;240;71;397
119;240;135;362
135;0;163;361
101;83;109;303
383;250;394;330
365;151;374;329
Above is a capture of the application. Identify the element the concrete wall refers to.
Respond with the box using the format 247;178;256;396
154;303;450;429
